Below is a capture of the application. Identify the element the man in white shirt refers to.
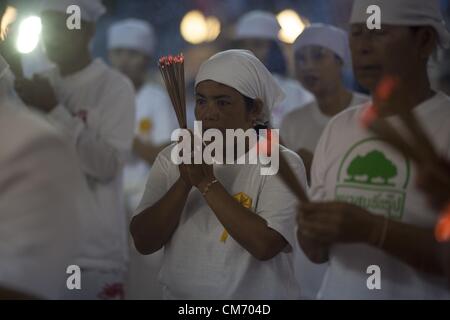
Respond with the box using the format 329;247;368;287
14;0;135;299
0;55;91;299
298;0;450;299
281;24;368;178
108;18;177;214
108;18;177;300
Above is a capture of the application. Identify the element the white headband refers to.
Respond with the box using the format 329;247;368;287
195;50;285;125
351;0;450;48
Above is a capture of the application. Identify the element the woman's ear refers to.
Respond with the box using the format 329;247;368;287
416;26;438;59
249;98;264;124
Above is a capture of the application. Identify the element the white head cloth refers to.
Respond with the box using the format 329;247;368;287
350;0;450;48
195;49;285;125
40;0;106;22
234;10;280;41
293;23;351;67
108;19;155;56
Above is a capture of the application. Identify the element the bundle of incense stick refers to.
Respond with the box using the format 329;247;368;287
158;54;187;129
258;130;309;203
360;75;450;242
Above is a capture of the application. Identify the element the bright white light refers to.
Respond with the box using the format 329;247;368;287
180;10;208;44
205;16;221;42
180;11;221;44
276;9;308;44
16;16;42;54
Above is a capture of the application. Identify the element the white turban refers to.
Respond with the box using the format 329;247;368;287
350;0;450;48
108;19;155;56
234;11;280;41
195;49;285;125
40;0;106;22
293;24;351;67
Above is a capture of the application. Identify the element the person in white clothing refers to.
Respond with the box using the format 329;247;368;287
108;18;177;300
281;24;369;179
13;0;135;300
233;10;314;128
298;0;450;299
108;18;177;213
0;54;92;299
130;50;306;299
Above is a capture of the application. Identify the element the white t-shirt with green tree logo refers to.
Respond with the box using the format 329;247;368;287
310;92;450;299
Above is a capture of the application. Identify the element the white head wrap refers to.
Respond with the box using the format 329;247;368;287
40;0;106;22
350;0;450;48
195;49;285;125
234;10;280;41
293;24;351;67
108;19;155;56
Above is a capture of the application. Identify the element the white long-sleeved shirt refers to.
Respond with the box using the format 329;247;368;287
41;59;136;272
0;103;93;299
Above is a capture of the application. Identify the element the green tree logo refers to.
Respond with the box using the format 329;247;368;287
345;150;397;186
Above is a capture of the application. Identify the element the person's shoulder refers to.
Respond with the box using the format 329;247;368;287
351;91;370;106
279;145;303;167
138;83;169;101
154;142;178;167
281;101;317;125
0;104;68;159
0;104;57;139
435;91;450;111
276;76;314;99
327;101;369;132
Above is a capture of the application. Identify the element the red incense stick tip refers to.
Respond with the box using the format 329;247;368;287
435;205;450;242
360;104;379;128
376;76;399;101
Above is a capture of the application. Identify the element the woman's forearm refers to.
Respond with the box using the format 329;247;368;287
130;178;191;254
200;181;287;260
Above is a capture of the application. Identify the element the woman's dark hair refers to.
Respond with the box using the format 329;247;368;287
265;40;287;76
243;95;268;130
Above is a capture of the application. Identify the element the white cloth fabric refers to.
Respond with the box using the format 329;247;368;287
281;92;369;153
234;10;280;41
40;0;106;22
0;104;92;299
39;59;135;273
108;19;156;56
135;145;306;299
123;83;177;213
195;49;285;126
350;0;450;48
62;269;125;300
293;24;351;68
271;74;314;129
310;92;450;299
123;84;176;300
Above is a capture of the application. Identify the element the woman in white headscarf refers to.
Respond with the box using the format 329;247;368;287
130;50;306;299
281;24;369;180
